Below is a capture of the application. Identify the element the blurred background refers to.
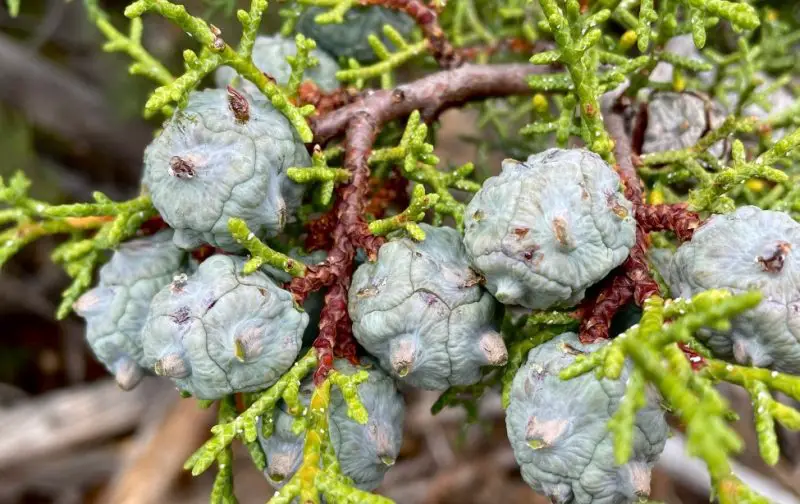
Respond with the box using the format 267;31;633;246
1;1;800;503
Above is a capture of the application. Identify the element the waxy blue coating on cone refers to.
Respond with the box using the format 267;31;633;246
74;230;188;391
463;148;636;310
506;333;668;504
142;89;309;252
642;92;726;156
668;206;800;373
142;254;307;399
350;224;505;390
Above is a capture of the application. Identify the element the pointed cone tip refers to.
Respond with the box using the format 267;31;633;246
480;330;508;366
492;279;524;305
114;358;145;391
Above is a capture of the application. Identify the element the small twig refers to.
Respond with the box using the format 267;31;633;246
578;104;662;342
637;202;702;242
368;184;438;239
578;274;635;344
312;63;551;145
228;218;308;277
361;0;461;68
297;81;360;116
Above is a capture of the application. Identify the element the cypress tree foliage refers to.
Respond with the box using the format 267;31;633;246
4;0;800;502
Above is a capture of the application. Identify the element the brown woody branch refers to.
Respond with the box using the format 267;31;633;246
362;0;461;68
312;63;548;145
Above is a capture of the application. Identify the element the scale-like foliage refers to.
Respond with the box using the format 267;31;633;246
4;0;800;503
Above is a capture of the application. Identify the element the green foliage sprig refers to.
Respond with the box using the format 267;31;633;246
288;147;351;207
287;33;323;98
641;121;800;213
228;218;308;277
522;0;770;159
121;0;314;141
185;351;319;475
440;0;540;50
368;184;439;240
271;371;386;504
1;172;156;318
371;110;481;228
532;0;615;160
210;396;238;503
280;0;431;89
702;360;800;466
5;0;19;17
84;0;175;87
337;26;427;89
558;290;800;501
184;349;384;503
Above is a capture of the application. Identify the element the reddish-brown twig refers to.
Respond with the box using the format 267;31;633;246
578;105;661;342
366;170;410;218
361;0;461;68
314;281;357;383
578;274;635;343
291;115;384;380
304;206;338;251
607;103;644;206
296;81;359;116
626;226;660;305
678;342;707;371
637;203;702;242
578;103;703;341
